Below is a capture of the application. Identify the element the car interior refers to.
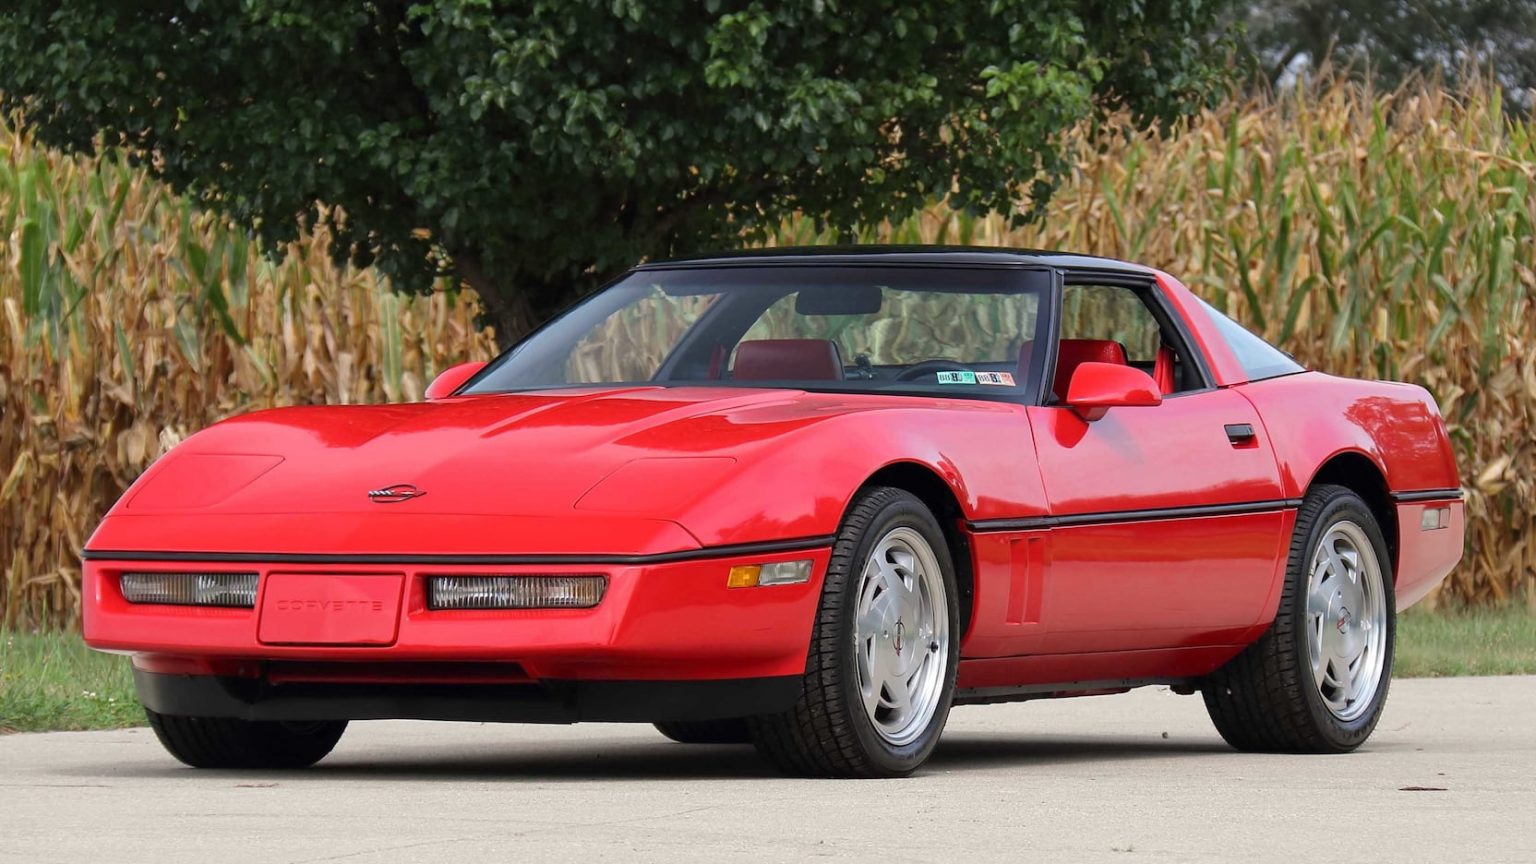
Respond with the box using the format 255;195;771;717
483;267;1205;401
732;338;846;381
718;281;1198;403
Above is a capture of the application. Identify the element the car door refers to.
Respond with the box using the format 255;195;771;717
1026;277;1289;653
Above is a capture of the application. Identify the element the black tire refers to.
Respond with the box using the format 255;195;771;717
145;709;348;769
749;486;960;778
1203;484;1396;753
653;718;752;745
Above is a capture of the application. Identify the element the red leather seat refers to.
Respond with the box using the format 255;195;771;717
733;339;845;381
1052;338;1127;401
1152;345;1176;395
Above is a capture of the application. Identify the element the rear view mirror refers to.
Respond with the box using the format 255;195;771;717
795;284;882;316
424;361;487;400
1065;362;1161;421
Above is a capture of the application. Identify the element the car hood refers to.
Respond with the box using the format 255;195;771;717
85;386;913;557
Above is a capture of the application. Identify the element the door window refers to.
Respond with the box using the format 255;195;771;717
1059;283;1161;362
1053;282;1204;399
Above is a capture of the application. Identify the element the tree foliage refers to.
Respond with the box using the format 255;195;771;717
0;1;1233;341
1239;0;1536;104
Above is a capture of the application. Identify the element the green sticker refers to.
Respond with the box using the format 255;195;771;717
936;370;977;384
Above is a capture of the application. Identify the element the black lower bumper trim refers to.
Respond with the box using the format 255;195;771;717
133;669;803;724
1390;488;1464;503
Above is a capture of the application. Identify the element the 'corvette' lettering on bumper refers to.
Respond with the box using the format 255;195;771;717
272;599;385;613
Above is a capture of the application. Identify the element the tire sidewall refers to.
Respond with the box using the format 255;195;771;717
832;491;961;775
1290;490;1397;749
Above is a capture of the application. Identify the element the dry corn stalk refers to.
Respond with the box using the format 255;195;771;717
4;73;1534;626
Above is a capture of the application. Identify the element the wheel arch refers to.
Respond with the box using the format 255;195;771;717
1305;451;1399;578
856;461;976;637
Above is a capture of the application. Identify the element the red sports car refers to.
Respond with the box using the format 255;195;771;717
83;248;1464;777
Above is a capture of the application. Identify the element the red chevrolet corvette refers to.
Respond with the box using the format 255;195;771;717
83;248;1464;777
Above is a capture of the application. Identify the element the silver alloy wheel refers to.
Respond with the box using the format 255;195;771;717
1305;520;1388;721
852;526;950;746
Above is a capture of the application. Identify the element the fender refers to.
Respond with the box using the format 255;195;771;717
1234;372;1460;497
664;399;1050;547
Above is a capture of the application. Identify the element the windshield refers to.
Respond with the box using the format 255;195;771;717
464;265;1051;399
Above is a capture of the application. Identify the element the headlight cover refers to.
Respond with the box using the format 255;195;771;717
427;575;607;610
119;572;259;607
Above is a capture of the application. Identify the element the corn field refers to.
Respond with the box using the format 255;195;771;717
0;123;498;626
3;76;1533;627
774;78;1536;612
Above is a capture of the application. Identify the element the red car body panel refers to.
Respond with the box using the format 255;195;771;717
82;251;1465;723
1232;371;1464;606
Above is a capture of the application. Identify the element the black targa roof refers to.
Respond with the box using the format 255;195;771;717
636;245;1155;276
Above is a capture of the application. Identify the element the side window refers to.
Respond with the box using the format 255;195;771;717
1053;282;1203;399
1059;284;1160;361
1194;297;1305;382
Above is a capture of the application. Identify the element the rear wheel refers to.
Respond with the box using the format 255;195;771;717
1203;484;1395;752
653;718;752;745
749;486;959;777
146;709;347;769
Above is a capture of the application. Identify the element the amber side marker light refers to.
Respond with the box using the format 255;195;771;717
427;575;607;610
727;560;813;589
120;572;259;607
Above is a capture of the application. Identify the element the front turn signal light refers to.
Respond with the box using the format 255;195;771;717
727;560;813;589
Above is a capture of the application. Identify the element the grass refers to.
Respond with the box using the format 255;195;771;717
1396;604;1536;677
0;630;140;733
1;607;1532;732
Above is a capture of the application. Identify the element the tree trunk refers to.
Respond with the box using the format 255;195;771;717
454;252;535;351
454;252;620;352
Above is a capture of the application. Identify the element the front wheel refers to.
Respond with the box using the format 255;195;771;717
146;709;348;769
1203;484;1395;752
750;486;960;777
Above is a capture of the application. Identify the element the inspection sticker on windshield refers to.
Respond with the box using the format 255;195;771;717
975;371;1015;386
936;371;977;385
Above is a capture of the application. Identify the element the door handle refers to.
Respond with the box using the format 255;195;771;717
1224;423;1257;445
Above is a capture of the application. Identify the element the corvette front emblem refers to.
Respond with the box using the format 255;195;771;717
368;483;426;503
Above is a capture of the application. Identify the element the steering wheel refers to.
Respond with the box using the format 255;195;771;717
895;359;974;382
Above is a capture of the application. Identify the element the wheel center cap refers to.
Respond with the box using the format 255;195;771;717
1335;604;1353;634
893;619;905;655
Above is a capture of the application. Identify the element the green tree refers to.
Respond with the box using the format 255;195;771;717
1239;0;1536;103
1;1;1233;343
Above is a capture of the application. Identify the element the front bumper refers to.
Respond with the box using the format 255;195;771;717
83;544;829;720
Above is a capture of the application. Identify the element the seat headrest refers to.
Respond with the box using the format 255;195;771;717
1053;338;1128;400
733;339;844;381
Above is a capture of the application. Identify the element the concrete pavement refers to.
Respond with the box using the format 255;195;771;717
2;675;1532;863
